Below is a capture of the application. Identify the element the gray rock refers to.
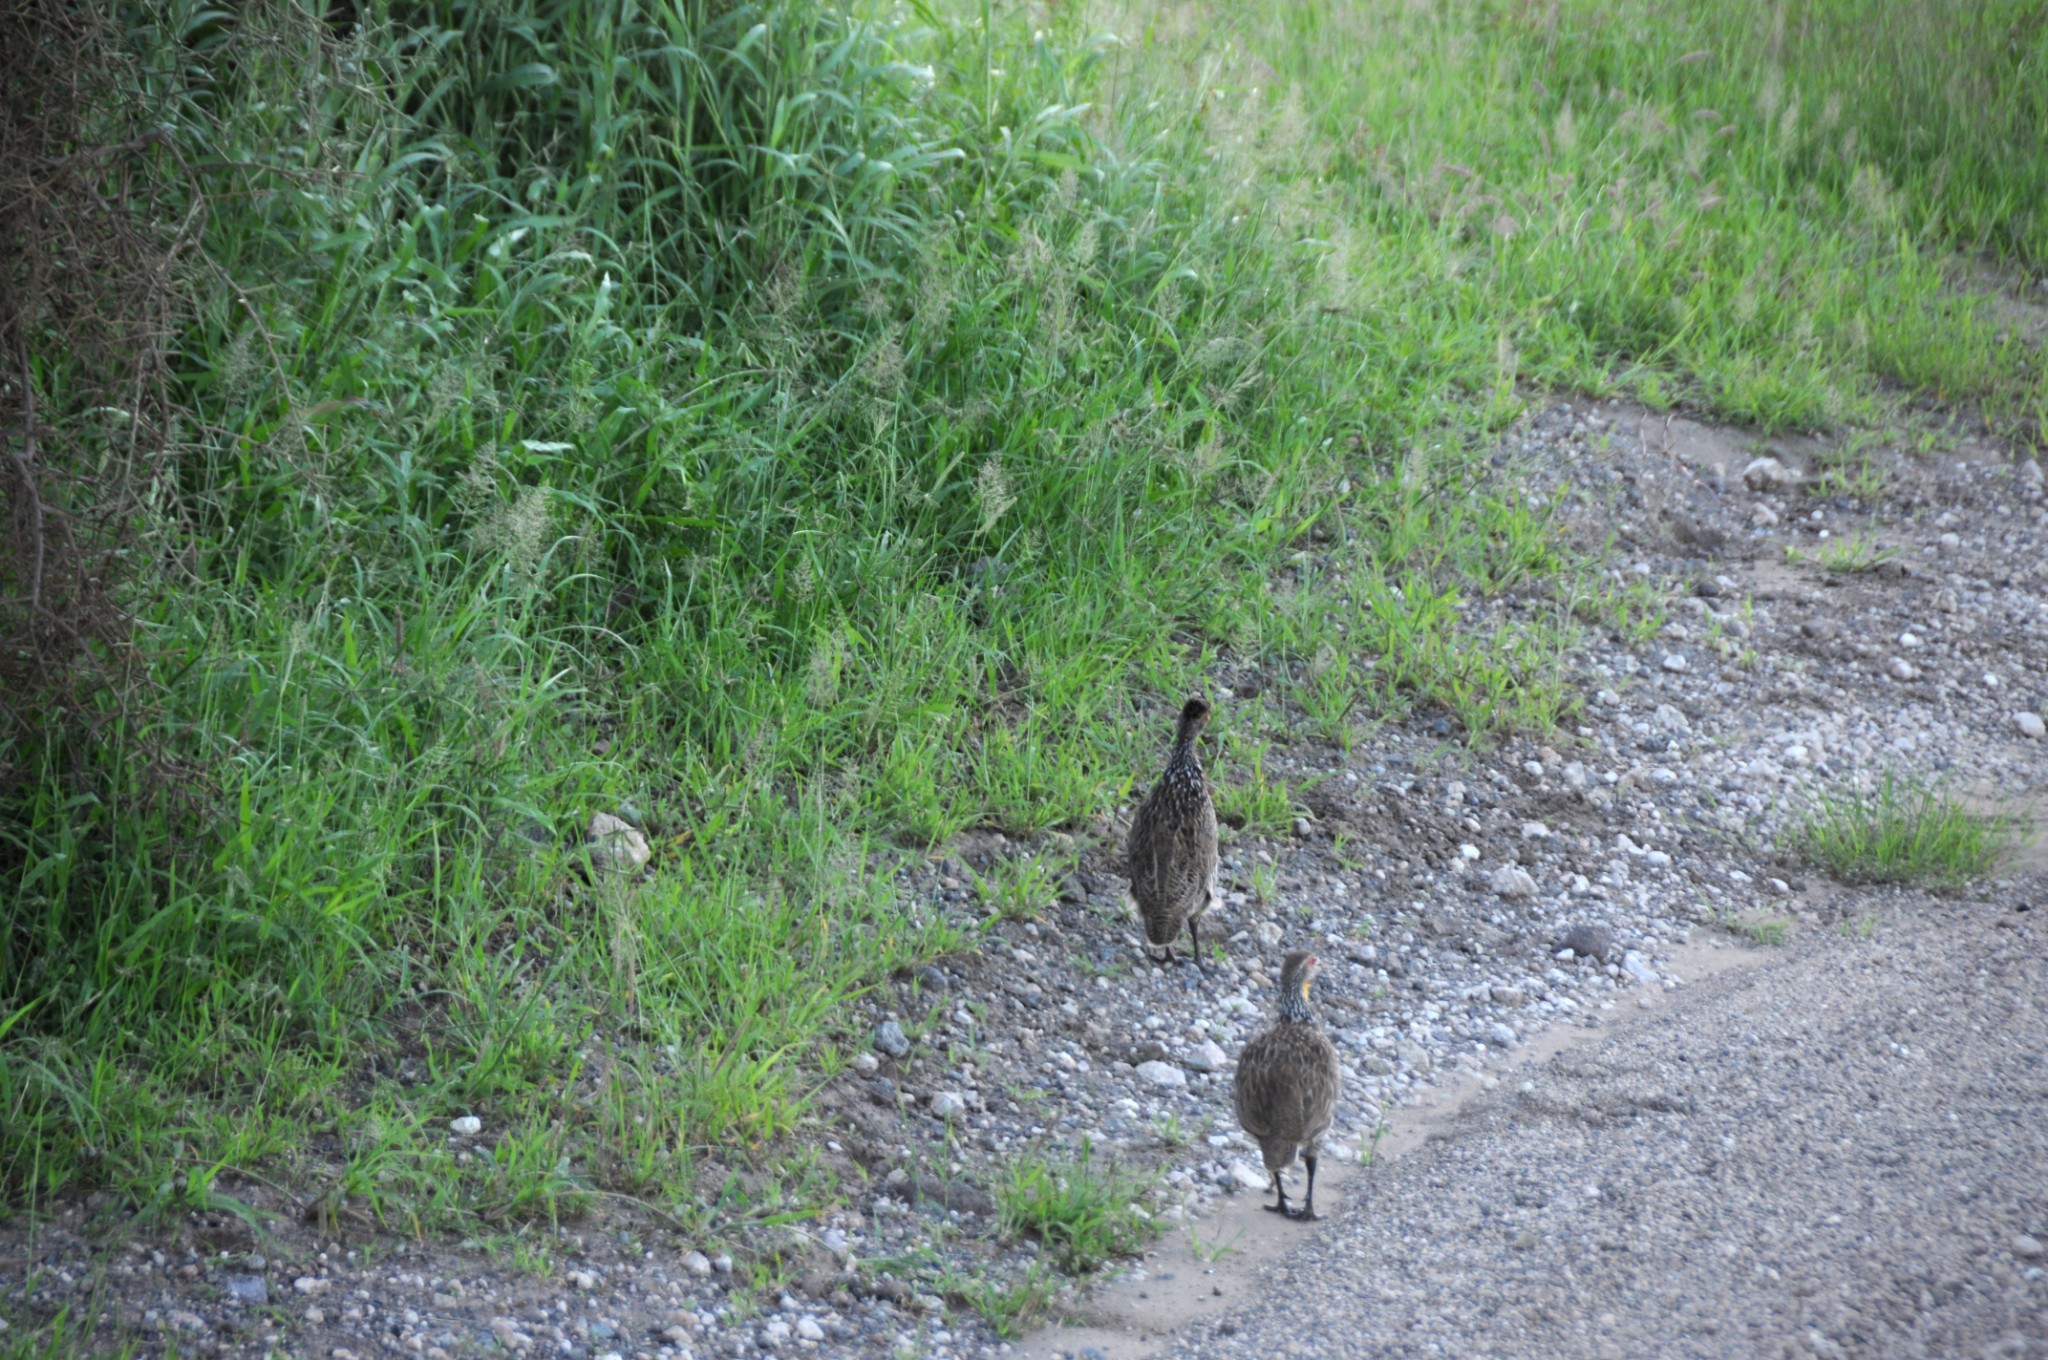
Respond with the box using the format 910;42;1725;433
2015;712;2045;740
1558;924;1616;963
1661;653;1689;674
928;1091;967;1118
1886;657;1919;681
2014;1234;2045;1259
1622;951;1659;985
915;966;949;993
712;1253;733;1274
1136;1060;1188;1089
1491;866;1538;900
1186;1040;1230;1073
796;1318;826;1342
682;1251;712;1276
224;1276;268;1305
850;1052;879;1075
873;1020;911;1058
1488;1023;1517;1048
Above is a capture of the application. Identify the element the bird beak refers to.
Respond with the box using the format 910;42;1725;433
1299;979;1312;1003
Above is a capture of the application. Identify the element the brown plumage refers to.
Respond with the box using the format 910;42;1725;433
1125;697;1219;966
1233;949;1341;1221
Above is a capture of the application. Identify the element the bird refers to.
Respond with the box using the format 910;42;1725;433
1125;696;1219;966
1233;949;1342;1222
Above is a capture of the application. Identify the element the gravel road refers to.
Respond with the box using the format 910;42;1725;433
1154;893;2047;1360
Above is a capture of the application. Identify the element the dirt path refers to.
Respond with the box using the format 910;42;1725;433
1045;890;2047;1359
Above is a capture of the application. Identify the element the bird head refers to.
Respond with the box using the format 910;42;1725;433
1175;696;1211;742
1278;949;1320;1006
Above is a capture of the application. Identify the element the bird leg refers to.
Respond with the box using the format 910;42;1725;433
1292;1153;1321;1223
1185;917;1209;971
1262;1167;1291;1216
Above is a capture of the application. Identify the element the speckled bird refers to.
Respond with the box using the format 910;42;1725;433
1125;696;1219;966
1234;949;1341;1221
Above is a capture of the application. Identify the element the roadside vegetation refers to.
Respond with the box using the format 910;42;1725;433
1800;771;2019;889
2;0;2042;1326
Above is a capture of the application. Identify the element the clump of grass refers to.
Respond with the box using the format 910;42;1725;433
1785;534;1896;572
1798;772;2016;888
995;1140;1161;1274
971;852;1065;924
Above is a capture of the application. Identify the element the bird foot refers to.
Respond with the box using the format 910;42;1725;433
1286;1207;1320;1223
1261;1202;1290;1216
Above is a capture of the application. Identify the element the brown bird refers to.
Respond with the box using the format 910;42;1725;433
1233;949;1341;1221
1125;696;1219;966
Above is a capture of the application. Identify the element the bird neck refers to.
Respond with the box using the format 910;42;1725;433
1278;991;1316;1024
1168;729;1204;771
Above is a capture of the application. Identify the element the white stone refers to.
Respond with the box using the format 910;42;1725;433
294;1277;329;1296
850;1052;879;1075
682;1251;712;1276
1135;1060;1187;1089
1750;503;1780;527
1488;1023;1517;1048
449;1115;482;1136
1185;1040;1230;1074
928;1091;967;1118
586;812;651;876
1622;951;1659;985
1254;920;1284;949
1520;821;1551;839
1459;843;1481;860
1742;456;1799;490
796;1319;826;1342
567;1270;596;1290
2016;712;2046;740
1225;1159;1270;1192
1661;653;1688;673
1886;658;1919;681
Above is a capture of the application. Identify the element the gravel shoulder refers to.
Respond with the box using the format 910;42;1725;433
1151;888;2047;1360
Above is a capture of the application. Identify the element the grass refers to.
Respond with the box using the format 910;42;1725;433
1786;533;1897;571
1799;771;2018;888
994;1140;1161;1274
2;0;2044;1325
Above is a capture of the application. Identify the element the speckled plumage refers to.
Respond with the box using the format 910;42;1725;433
1126;697;1219;965
1234;950;1342;1221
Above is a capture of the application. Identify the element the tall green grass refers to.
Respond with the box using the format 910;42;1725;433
2;0;2042;1255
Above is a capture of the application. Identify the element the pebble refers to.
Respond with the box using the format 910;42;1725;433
1185;1040;1230;1073
1488;1023;1517;1048
850;1052;880;1074
1751;503;1779;526
1519;821;1551;840
929;1091;968;1118
682;1251;712;1276
796;1318;826;1342
1885;657;1918;680
1622;951;1658;985
873;1020;912;1057
1136;1060;1188;1089
2015;712;2045;740
449;1115;482;1136
1661;653;1688;673
295;1277;330;1296
223;1275;268;1305
1491;866;1538;900
712;1253;734;1274
2014;1234;2045;1259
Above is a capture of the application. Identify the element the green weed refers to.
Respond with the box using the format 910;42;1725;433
995;1140;1161;1274
1799;772;2017;888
